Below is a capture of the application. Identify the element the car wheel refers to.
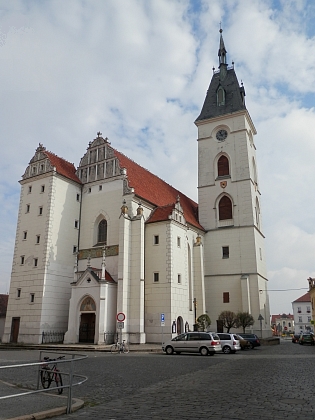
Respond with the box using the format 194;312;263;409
200;347;209;356
165;346;174;355
250;343;255;349
222;346;231;354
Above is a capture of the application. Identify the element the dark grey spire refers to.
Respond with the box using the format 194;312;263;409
218;28;227;66
195;29;246;123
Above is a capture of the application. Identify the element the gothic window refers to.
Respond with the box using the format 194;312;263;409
219;196;232;220
217;86;225;106
98;219;107;244
218;155;229;177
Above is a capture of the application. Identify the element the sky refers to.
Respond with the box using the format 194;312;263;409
1;0;315;316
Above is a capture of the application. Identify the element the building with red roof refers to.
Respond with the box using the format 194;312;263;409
292;291;313;334
3;31;270;345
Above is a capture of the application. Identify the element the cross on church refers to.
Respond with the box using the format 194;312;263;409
97;131;102;137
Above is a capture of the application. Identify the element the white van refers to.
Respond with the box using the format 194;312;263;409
162;332;221;356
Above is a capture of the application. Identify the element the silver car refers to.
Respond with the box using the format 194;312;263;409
216;333;241;354
162;332;221;356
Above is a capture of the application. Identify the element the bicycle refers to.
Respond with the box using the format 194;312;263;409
40;356;65;394
110;339;129;354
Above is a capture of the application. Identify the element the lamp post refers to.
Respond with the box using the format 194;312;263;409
193;298;198;331
258;314;264;338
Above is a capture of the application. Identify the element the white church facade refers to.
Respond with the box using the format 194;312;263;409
2;31;270;345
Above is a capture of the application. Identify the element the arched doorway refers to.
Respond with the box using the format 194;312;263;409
177;316;183;335
79;296;96;343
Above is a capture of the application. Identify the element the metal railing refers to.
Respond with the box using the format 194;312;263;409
42;331;65;344
0;350;88;414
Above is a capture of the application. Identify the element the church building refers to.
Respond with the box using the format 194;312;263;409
2;31;270;344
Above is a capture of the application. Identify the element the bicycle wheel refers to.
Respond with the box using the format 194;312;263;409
123;343;129;354
54;371;63;395
41;368;52;389
110;344;119;354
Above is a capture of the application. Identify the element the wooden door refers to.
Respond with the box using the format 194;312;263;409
10;317;20;343
79;313;95;343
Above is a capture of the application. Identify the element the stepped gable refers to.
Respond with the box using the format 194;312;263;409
114;149;203;230
44;151;81;184
293;291;311;303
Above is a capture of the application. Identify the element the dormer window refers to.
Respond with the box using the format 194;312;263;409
217;86;225;106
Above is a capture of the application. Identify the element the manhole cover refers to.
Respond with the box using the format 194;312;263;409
282;399;305;405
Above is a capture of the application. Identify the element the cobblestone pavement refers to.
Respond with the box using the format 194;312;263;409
1;340;315;419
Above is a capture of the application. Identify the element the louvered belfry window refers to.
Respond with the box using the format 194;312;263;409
218;155;229;177
219;196;232;220
98;219;107;244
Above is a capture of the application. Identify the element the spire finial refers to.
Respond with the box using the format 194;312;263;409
218;25;227;66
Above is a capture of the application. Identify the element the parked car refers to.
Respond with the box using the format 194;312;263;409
292;334;300;343
236;334;251;350
238;333;261;349
162;332;221;356
299;333;315;345
216;333;241;354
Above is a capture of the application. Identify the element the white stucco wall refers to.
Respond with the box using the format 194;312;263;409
3;173;81;344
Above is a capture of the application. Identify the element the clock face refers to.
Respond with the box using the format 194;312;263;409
216;129;228;141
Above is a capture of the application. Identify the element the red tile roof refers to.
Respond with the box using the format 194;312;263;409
293;291;311;303
114;150;203;230
0;294;9;317
147;204;174;224
271;314;294;324
80;267;116;284
45;151;81;184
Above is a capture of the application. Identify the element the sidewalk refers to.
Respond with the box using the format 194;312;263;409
0;379;84;420
0;343;162;420
0;342;163;353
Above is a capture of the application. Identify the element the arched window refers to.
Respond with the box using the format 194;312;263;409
217;86;225;106
219;196;232;220
98;219;107;244
218;155;229;177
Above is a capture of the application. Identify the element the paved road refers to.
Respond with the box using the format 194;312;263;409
1;340;315;419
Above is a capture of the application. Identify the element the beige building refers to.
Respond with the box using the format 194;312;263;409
2;31;270;345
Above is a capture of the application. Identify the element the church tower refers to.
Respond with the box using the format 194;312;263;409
195;30;270;336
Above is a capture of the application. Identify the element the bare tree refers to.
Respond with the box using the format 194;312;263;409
218;310;238;332
236;312;254;333
197;314;211;331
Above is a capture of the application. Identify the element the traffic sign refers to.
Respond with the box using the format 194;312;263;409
117;312;126;322
117;321;124;329
161;313;165;322
161;322;165;327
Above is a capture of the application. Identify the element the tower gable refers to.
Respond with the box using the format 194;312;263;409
196;67;246;122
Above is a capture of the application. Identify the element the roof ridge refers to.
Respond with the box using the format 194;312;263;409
113;148;197;206
44;150;75;166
